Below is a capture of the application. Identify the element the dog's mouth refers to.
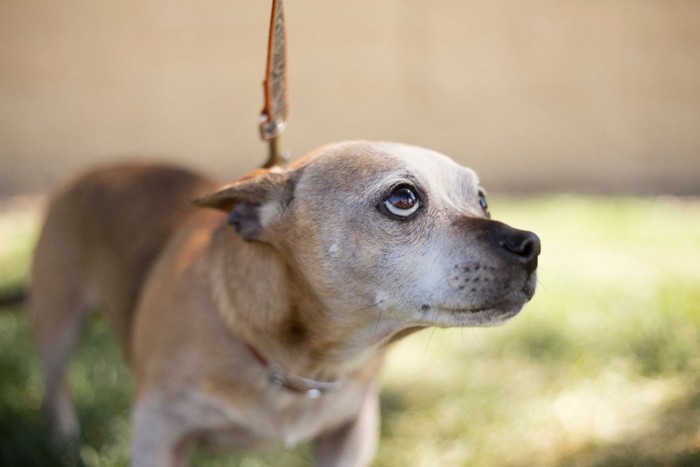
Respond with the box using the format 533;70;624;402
420;273;537;327
521;270;538;300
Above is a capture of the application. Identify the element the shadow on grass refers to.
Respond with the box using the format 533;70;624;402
0;390;67;466
0;308;132;466
0;305;70;466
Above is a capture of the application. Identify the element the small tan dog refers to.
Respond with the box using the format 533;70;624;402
30;141;540;466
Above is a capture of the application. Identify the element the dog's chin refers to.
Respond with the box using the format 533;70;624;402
434;302;524;327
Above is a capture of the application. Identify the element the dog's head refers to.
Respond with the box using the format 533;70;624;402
198;141;539;330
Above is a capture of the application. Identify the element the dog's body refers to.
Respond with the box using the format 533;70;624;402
30;141;540;466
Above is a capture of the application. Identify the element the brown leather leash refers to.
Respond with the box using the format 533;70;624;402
259;0;289;169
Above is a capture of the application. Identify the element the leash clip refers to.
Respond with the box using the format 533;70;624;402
259;113;286;141
259;0;289;168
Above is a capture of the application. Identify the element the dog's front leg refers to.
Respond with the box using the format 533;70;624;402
312;390;380;467
130;394;193;467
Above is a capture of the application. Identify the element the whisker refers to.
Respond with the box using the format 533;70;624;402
346;301;383;338
354;301;381;313
373;306;384;338
436;327;446;357
313;251;334;264
421;327;438;367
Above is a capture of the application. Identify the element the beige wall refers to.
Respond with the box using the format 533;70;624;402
2;0;699;195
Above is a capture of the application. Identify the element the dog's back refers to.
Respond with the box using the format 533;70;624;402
29;163;215;440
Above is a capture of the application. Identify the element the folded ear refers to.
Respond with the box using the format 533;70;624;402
195;169;295;241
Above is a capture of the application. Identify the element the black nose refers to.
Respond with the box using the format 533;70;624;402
499;228;541;272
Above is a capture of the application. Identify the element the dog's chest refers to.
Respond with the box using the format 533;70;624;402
189;378;366;450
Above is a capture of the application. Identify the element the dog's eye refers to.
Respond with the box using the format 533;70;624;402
478;189;490;218
382;185;420;218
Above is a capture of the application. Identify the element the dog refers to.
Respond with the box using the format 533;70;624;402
29;141;540;466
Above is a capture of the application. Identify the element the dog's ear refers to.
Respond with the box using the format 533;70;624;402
195;169;294;241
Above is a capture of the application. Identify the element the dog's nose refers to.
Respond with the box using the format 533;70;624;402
500;228;540;272
454;217;541;270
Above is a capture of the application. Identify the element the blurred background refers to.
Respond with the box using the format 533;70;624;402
1;0;699;195
1;1;699;466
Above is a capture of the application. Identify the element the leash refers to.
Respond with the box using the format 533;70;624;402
259;0;289;168
252;1;343;398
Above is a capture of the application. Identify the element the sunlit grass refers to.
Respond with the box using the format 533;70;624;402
0;197;41;298
1;195;699;466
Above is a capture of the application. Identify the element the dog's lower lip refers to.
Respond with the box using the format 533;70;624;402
433;295;528;315
433;304;494;314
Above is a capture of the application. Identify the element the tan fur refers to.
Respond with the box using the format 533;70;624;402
29;141;540;466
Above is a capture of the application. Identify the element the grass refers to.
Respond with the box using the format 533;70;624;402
1;195;699;466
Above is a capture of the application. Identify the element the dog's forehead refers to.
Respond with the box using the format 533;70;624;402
299;141;480;201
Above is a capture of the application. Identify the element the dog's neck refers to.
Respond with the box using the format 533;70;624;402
208;226;407;385
244;341;342;398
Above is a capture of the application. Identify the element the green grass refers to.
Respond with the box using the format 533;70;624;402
1;195;699;466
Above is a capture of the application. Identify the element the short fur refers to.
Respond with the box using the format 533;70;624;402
29;141;540;466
